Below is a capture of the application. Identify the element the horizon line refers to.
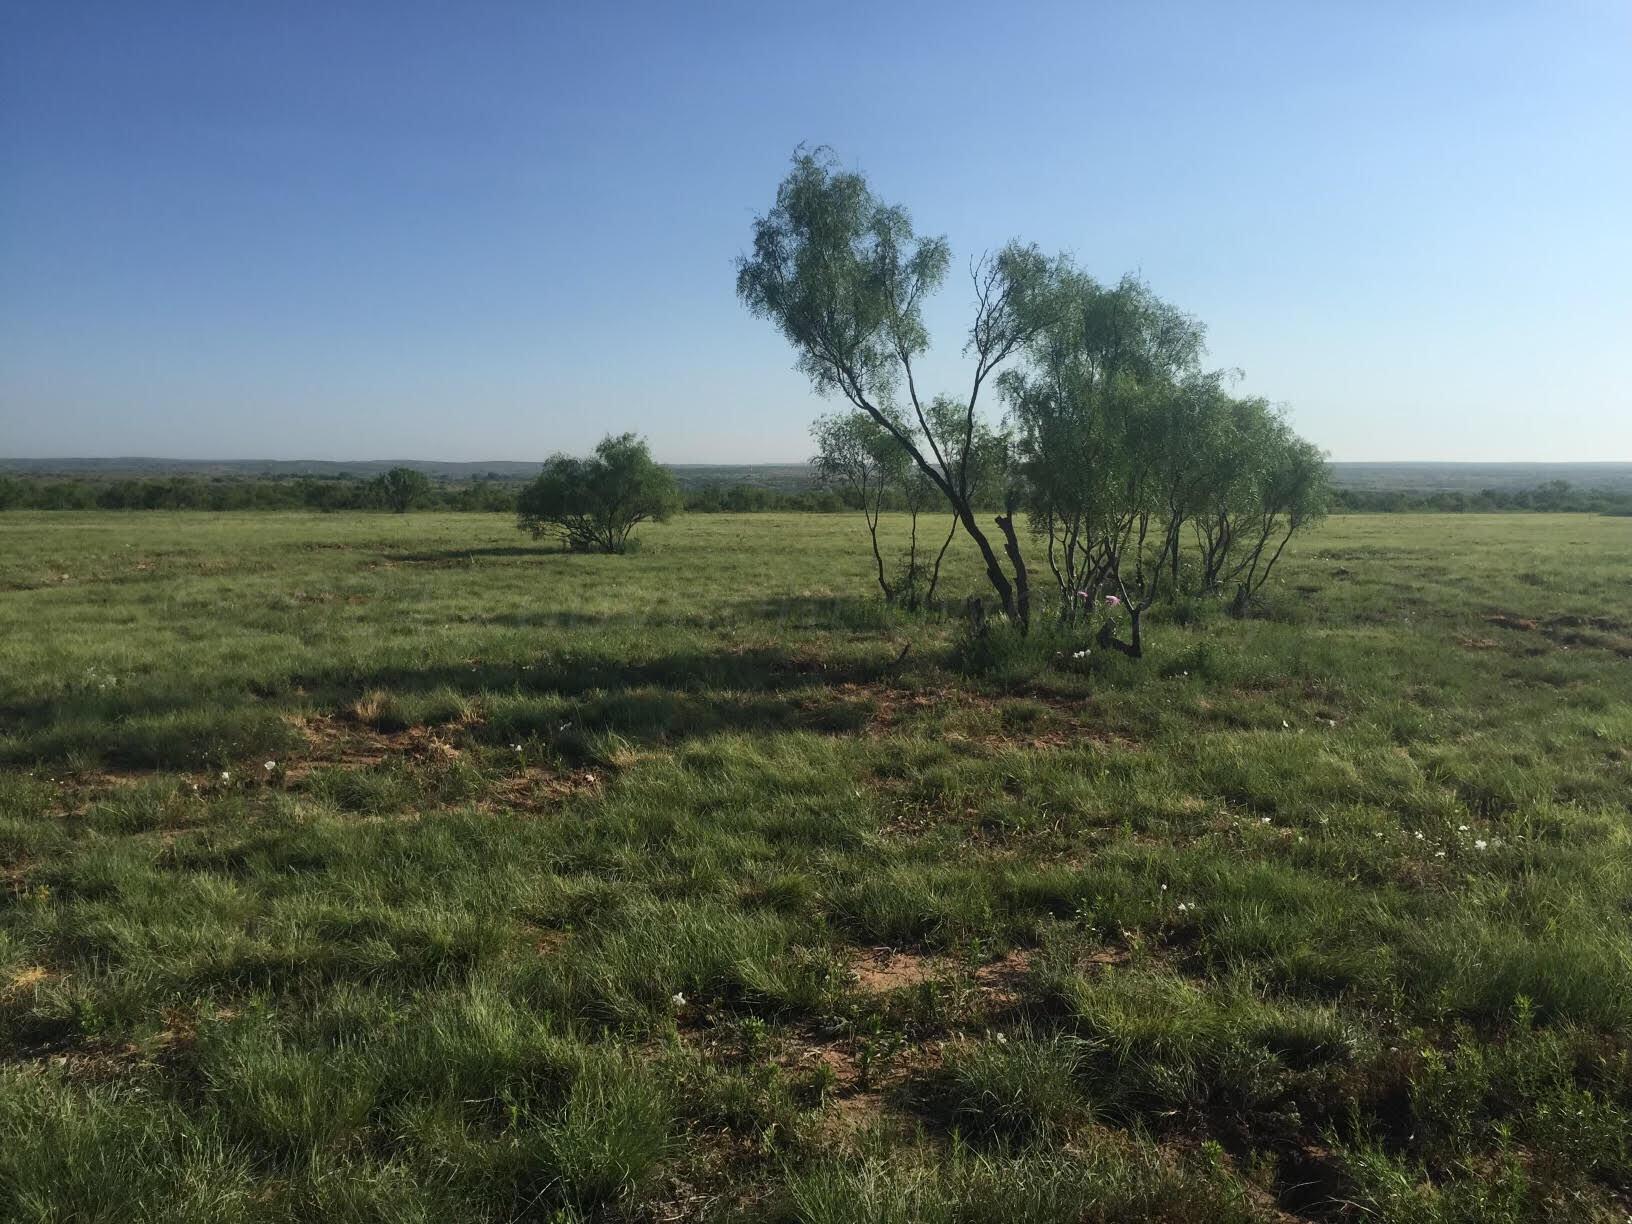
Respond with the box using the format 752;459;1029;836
5;455;1632;468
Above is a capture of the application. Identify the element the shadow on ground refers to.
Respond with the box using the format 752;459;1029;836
1;642;921;770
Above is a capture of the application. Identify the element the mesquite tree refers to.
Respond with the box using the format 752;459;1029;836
742;149;1328;655
374;466;432;513
738;148;1063;629
1010;275;1329;653
516;433;679;554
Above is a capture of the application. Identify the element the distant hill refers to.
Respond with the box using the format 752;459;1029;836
3;457;1630;495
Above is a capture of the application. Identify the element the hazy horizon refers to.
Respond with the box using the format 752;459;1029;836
8;455;1632;473
4;2;1630;463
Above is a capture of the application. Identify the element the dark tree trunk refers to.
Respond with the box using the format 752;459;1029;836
926;514;958;605
994;514;1030;632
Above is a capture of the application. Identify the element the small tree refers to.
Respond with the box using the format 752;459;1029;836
517;433;679;554
811;409;961;609
811;411;905;601
374;466;432;513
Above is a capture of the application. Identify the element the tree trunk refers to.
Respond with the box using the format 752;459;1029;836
994;514;1030;632
866;488;892;602
960;505;1016;621
926;514;958;605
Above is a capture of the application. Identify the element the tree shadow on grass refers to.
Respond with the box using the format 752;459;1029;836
377;545;561;564
479;611;665;630
0;643;908;770
727;594;904;632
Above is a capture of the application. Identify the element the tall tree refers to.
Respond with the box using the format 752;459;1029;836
738;148;1063;629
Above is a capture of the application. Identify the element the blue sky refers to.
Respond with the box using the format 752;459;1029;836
2;1;1628;463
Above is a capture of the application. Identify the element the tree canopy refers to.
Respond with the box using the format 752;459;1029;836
374;467;432;513
516;433;679;554
741;147;1332;652
738;146;1063;627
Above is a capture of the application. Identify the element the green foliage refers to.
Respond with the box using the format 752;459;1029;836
372;466;433;513
812;411;956;606
516;432;680;554
739;147;1062;625
741;149;1331;646
1008;273;1330;639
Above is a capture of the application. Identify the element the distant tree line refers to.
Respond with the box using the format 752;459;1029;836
0;472;865;515
7;466;1628;522
0;472;518;513
1330;479;1632;515
7;469;1627;520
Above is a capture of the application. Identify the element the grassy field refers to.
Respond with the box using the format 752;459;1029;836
2;510;1630;1222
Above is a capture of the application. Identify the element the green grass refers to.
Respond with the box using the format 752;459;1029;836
1;509;1630;1221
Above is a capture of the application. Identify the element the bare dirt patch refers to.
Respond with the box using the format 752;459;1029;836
285;713;602;811
971;948;1034;1006
851;947;944;993
285;712;464;777
838;681;1139;753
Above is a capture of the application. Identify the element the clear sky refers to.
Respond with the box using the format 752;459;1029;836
2;1;1629;464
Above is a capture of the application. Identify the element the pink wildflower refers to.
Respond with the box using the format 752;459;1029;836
1104;594;1122;607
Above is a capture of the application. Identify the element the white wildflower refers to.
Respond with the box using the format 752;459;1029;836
671;992;686;1007
1474;839;1488;851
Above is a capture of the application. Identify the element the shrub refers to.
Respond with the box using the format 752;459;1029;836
372;466;433;513
517;434;679;554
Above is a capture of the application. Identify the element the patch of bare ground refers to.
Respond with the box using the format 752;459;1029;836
481;765;604;814
970;948;1034;1007
285;712;462;775
828;682;1139;751
850;947;945;993
290;712;600;804
529;929;571;956
8;1038;145;1081
787;1035;943;1142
